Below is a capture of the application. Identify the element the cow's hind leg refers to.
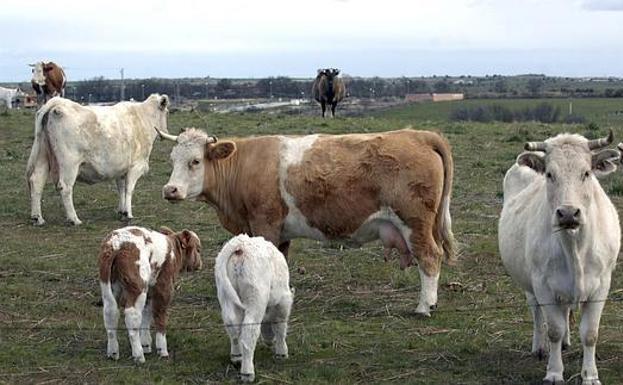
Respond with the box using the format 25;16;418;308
269;293;293;360
122;165;146;220
222;306;244;365
527;293;547;359
331;101;337;117
57;162;82;225
407;221;442;316
239;309;265;382
140;298;153;354
28;154;49;226
115;177;127;217
124;291;147;363
321;101;326;118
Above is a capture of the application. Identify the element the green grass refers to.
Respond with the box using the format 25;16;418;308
1;101;623;384
380;97;623;127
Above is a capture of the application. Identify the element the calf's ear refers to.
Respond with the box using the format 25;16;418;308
207;141;236;160
178;230;194;249
159;226;175;236
159;95;169;110
517;152;545;174
592;149;619;177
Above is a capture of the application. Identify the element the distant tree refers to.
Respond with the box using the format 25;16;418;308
433;81;451;93
215;78;233;98
494;80;508;94
527;78;543;97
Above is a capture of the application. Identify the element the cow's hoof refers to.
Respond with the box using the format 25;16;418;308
532;348;547;360
273;353;288;361
239;373;255;383
66;219;82;226
107;352;119;360
31;216;45;226
543;374;565;385
133;355;145;364
429;304;438;311
415;303;432;317
582;380;601;385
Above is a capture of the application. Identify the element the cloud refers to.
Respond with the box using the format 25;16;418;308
582;0;623;10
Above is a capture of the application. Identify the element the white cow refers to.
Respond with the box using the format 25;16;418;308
215;234;294;383
26;94;170;225
499;131;620;385
0;86;25;109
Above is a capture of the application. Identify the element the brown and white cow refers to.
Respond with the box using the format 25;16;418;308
99;225;202;363
29;61;66;104
158;127;455;316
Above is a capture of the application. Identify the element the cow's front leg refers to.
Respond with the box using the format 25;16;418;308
579;296;606;385
415;267;440;316
542;303;567;385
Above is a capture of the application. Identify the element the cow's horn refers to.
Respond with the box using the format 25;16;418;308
28;63;35;67
587;129;613;150
524;141;547;152
207;135;218;144
154;126;178;142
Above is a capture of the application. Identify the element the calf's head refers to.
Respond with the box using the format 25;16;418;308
160;227;203;271
159;128;235;201
518;131;617;231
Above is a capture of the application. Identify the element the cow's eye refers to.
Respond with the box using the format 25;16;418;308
582;171;590;181
546;172;553;180
192;159;200;165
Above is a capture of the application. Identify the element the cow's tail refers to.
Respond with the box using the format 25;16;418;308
215;238;246;318
26;102;60;188
431;133;457;264
98;238;119;311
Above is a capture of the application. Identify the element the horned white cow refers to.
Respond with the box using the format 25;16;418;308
215;234;293;383
26;94;170;225
0;86;25;109
499;131;620;385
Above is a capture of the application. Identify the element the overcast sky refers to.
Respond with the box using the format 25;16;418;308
1;0;622;81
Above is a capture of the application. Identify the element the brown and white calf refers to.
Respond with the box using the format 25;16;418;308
158;127;455;316
98;226;202;363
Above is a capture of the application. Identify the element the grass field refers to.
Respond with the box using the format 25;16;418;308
1;98;623;384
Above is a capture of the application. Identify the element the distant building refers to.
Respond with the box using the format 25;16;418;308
405;93;464;102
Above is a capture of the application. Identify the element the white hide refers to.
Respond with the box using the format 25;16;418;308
0;86;23;109
215;234;293;383
100;226;181;363
26;94;169;225
499;134;620;384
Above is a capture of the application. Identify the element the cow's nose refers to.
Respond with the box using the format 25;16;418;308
163;185;180;200
556;205;581;228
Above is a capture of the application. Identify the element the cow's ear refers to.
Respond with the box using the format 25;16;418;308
517;151;545;174
43;63;53;72
159;95;169;110
207;141;236;160
592;149;619;177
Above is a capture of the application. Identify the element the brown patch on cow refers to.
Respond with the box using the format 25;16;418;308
128;228;152;244
202;136;287;244
31;62;66;103
99;240;145;307
286;129;447;275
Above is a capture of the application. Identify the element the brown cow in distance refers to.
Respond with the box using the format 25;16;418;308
158;127;456;317
312;68;346;118
30;61;66;104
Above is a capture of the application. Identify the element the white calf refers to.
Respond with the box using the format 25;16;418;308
98;226;202;363
215;234;294;382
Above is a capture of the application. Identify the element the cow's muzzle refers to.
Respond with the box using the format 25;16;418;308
163;185;184;202
555;205;581;230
